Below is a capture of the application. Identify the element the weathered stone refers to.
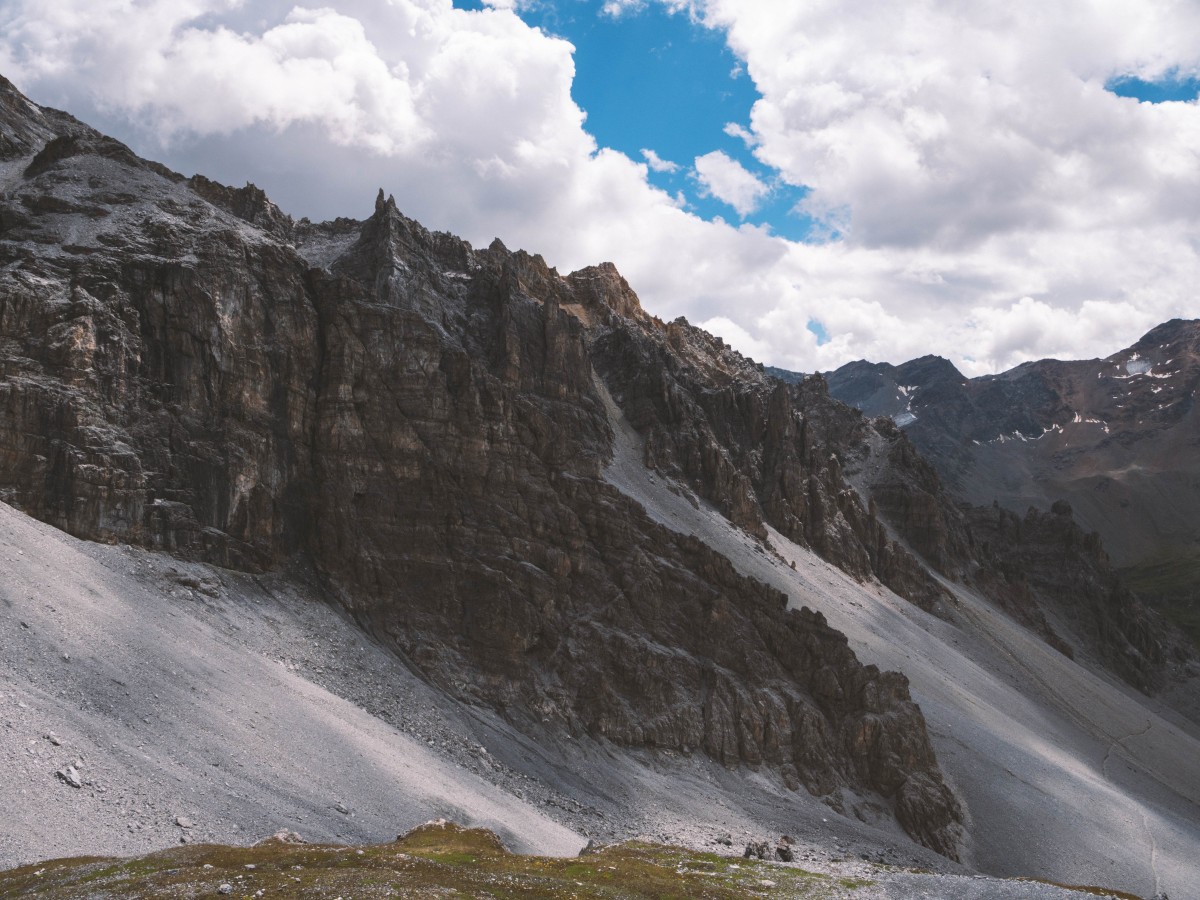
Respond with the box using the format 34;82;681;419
0;75;962;857
743;840;770;860
253;830;307;846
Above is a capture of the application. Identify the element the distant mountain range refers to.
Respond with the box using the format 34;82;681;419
817;321;1200;645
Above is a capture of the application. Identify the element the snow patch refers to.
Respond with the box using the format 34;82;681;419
295;232;358;269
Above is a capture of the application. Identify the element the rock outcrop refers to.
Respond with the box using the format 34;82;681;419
0;76;961;855
591;311;953;611
961;500;1192;692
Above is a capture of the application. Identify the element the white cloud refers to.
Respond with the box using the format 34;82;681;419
604;0;698;19
641;148;679;173
600;0;645;18
702;0;1200;249
1;0;1199;378
693;150;769;216
696;316;774;362
722;121;755;146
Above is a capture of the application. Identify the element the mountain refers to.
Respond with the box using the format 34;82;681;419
2;74;1200;897
0;72;960;857
826;322;1200;651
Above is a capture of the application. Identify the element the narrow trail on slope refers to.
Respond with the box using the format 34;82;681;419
946;584;1195;803
1101;719;1152;782
1143;806;1162;899
949;588;1128;755
1100;719;1160;896
939;592;1179;894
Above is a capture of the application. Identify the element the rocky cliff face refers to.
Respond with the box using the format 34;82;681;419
961;500;1192;691
591;320;956;612
0;76;962;856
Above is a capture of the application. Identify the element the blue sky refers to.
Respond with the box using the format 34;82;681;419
454;0;816;240
1107;72;1200;103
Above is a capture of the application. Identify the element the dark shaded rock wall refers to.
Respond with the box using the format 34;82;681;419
836;412;1191;693
962;501;1192;692
589;309;952;611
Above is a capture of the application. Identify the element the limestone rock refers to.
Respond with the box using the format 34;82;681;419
0;76;962;857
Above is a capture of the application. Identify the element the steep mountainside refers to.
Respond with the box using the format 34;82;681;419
0;75;962;855
826;323;1200;648
4;74;1200;898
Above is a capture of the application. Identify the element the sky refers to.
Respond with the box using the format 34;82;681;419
1;0;1199;375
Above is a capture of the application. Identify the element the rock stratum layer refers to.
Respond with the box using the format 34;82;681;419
0;76;962;856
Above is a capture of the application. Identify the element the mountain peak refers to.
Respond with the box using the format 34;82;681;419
894;355;964;383
1135;317;1200;351
0;74;58;160
374;187;399;217
566;262;643;318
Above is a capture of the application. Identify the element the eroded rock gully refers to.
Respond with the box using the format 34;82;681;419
0;76;961;857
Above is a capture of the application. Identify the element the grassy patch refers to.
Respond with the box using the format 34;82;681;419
0;822;862;899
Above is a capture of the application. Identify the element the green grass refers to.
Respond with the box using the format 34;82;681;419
0;821;866;899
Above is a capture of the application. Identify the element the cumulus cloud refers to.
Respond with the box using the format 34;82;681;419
2;3;425;150
1;0;1199;377
641;147;680;173
696;315;774;361
693;150;769;216
723;121;755;145
702;0;1200;248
